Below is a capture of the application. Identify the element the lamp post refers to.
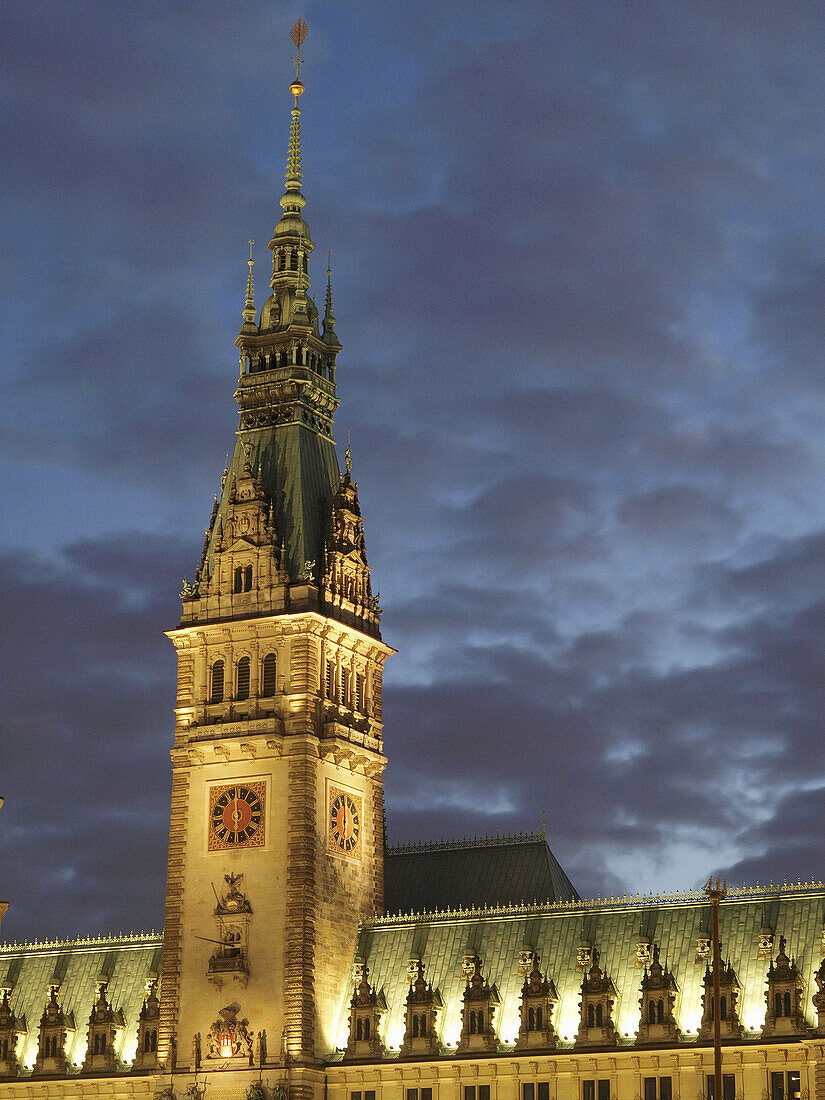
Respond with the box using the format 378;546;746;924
704;876;728;1100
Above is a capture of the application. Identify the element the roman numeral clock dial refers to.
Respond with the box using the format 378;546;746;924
328;786;363;860
208;782;266;851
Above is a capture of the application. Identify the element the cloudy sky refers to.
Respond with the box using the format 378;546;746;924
4;0;825;940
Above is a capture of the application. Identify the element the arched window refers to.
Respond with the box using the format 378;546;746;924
658;998;665;1023
595;1003;603;1026
528;1007;535;1030
210;660;224;703
262;652;277;697
720;995;727;1020
363;1018;370;1039
234;566;244;593
224;930;242;958
278;251;285;271
244;564;253;591
290;249;297;270
151;1029;157;1052
648;1001;656;1025
536;1006;543;1029
775;992;783;1017
412;1014;419;1038
237;657;250;700
356;1018;363;1041
144;1030;151;1053
587;1003;595;1027
784;991;791;1017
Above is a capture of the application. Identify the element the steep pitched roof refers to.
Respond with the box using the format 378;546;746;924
384;833;580;915
338;882;825;1058
0;932;162;1072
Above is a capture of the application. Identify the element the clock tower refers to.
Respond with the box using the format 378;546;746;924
158;23;393;1093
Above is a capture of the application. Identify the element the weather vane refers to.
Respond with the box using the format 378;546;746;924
291;18;308;87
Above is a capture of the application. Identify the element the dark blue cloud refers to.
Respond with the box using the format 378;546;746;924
4;0;825;938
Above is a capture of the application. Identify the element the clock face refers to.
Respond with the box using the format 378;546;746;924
328;786;362;859
208;782;266;851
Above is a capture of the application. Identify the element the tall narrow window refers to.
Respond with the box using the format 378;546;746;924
325;660;334;700
210;660;224;703
355;672;364;712
234;566;244;593
341;667;350;706
244;565;253;591
262;652;277;697
236;657;250;700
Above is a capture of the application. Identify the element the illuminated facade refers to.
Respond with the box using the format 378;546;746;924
1;27;825;1100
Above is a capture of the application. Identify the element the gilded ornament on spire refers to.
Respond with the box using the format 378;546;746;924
242;239;256;327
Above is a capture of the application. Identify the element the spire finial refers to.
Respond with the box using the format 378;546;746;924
283;21;308;203
242;239;256;327
345;429;352;476
290;18;308;96
541;809;546;840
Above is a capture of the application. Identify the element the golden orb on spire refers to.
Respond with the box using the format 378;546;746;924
290;18;308;99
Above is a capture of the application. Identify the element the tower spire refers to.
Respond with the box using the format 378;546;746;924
269;20;315;303
241;239;256;330
280;21;308;222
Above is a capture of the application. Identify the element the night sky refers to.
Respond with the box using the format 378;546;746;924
3;1;825;942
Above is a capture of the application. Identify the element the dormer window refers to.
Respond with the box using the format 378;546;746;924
233;565;253;593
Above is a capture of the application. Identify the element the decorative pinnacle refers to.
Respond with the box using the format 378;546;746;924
324;249;337;333
242;239;256;326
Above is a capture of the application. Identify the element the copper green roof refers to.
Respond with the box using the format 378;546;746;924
340;882;825;1058
0;932;162;1073
384;833;580;915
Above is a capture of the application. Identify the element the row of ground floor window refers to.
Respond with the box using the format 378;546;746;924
350;1073;802;1100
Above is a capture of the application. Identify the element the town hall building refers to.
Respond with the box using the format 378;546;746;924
1;25;825;1100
